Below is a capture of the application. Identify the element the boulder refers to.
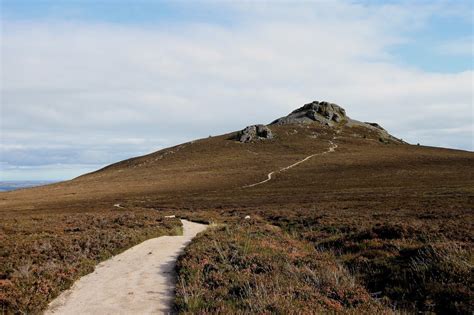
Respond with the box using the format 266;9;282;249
237;124;273;143
272;101;347;126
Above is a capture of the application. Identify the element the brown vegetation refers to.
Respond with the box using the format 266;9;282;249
176;201;473;313
175;222;390;314
263;208;473;314
1;120;473;314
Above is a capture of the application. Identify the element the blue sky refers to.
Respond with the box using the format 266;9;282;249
1;0;473;180
3;0;471;72
391;9;472;72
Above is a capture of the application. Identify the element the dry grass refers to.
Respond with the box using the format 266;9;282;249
175;205;473;314
175;222;390;314
262;209;473;314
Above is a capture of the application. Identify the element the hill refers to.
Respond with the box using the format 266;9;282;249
3;101;467;212
1;101;473;314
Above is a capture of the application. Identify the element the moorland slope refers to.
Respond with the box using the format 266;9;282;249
1;101;472;314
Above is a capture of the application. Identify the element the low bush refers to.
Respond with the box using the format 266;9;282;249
175;222;390;314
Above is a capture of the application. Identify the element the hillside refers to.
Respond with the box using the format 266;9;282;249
1;101;473;314
2;101;471;213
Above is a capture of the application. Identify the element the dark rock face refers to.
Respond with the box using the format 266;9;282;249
294;101;346;117
237;125;273;143
272;101;347;126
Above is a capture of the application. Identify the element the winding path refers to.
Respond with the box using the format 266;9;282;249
46;220;207;315
243;139;338;188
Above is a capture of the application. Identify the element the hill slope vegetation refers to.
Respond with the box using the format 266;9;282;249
1;101;472;314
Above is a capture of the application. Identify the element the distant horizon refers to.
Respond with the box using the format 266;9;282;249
1;0;473;181
0;180;58;192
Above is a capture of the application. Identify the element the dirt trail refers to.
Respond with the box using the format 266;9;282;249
243;138;338;188
46;220;207;315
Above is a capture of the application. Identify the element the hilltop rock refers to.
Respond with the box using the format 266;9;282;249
233;100;405;145
271;101;347;126
237;125;273;143
270;100;406;144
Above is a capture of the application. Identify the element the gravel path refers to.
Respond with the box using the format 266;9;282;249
243;138;338;188
45;219;207;315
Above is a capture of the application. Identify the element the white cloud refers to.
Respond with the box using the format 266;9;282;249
1;1;473;179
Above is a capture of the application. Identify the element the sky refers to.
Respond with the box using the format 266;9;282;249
1;0;473;181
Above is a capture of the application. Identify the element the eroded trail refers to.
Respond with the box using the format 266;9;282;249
243;138;338;188
46;220;207;315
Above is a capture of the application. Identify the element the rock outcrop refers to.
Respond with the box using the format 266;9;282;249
271;101;347;126
234;101;405;144
270;100;406;144
237;125;273;143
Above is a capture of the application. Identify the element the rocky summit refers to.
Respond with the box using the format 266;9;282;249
272;101;347;126
236;101;405;144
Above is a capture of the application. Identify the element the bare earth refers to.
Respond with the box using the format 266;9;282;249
45;220;207;315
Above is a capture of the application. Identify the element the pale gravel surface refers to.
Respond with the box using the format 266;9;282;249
45;219;207;315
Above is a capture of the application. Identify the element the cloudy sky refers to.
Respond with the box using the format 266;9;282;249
1;0;473;181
